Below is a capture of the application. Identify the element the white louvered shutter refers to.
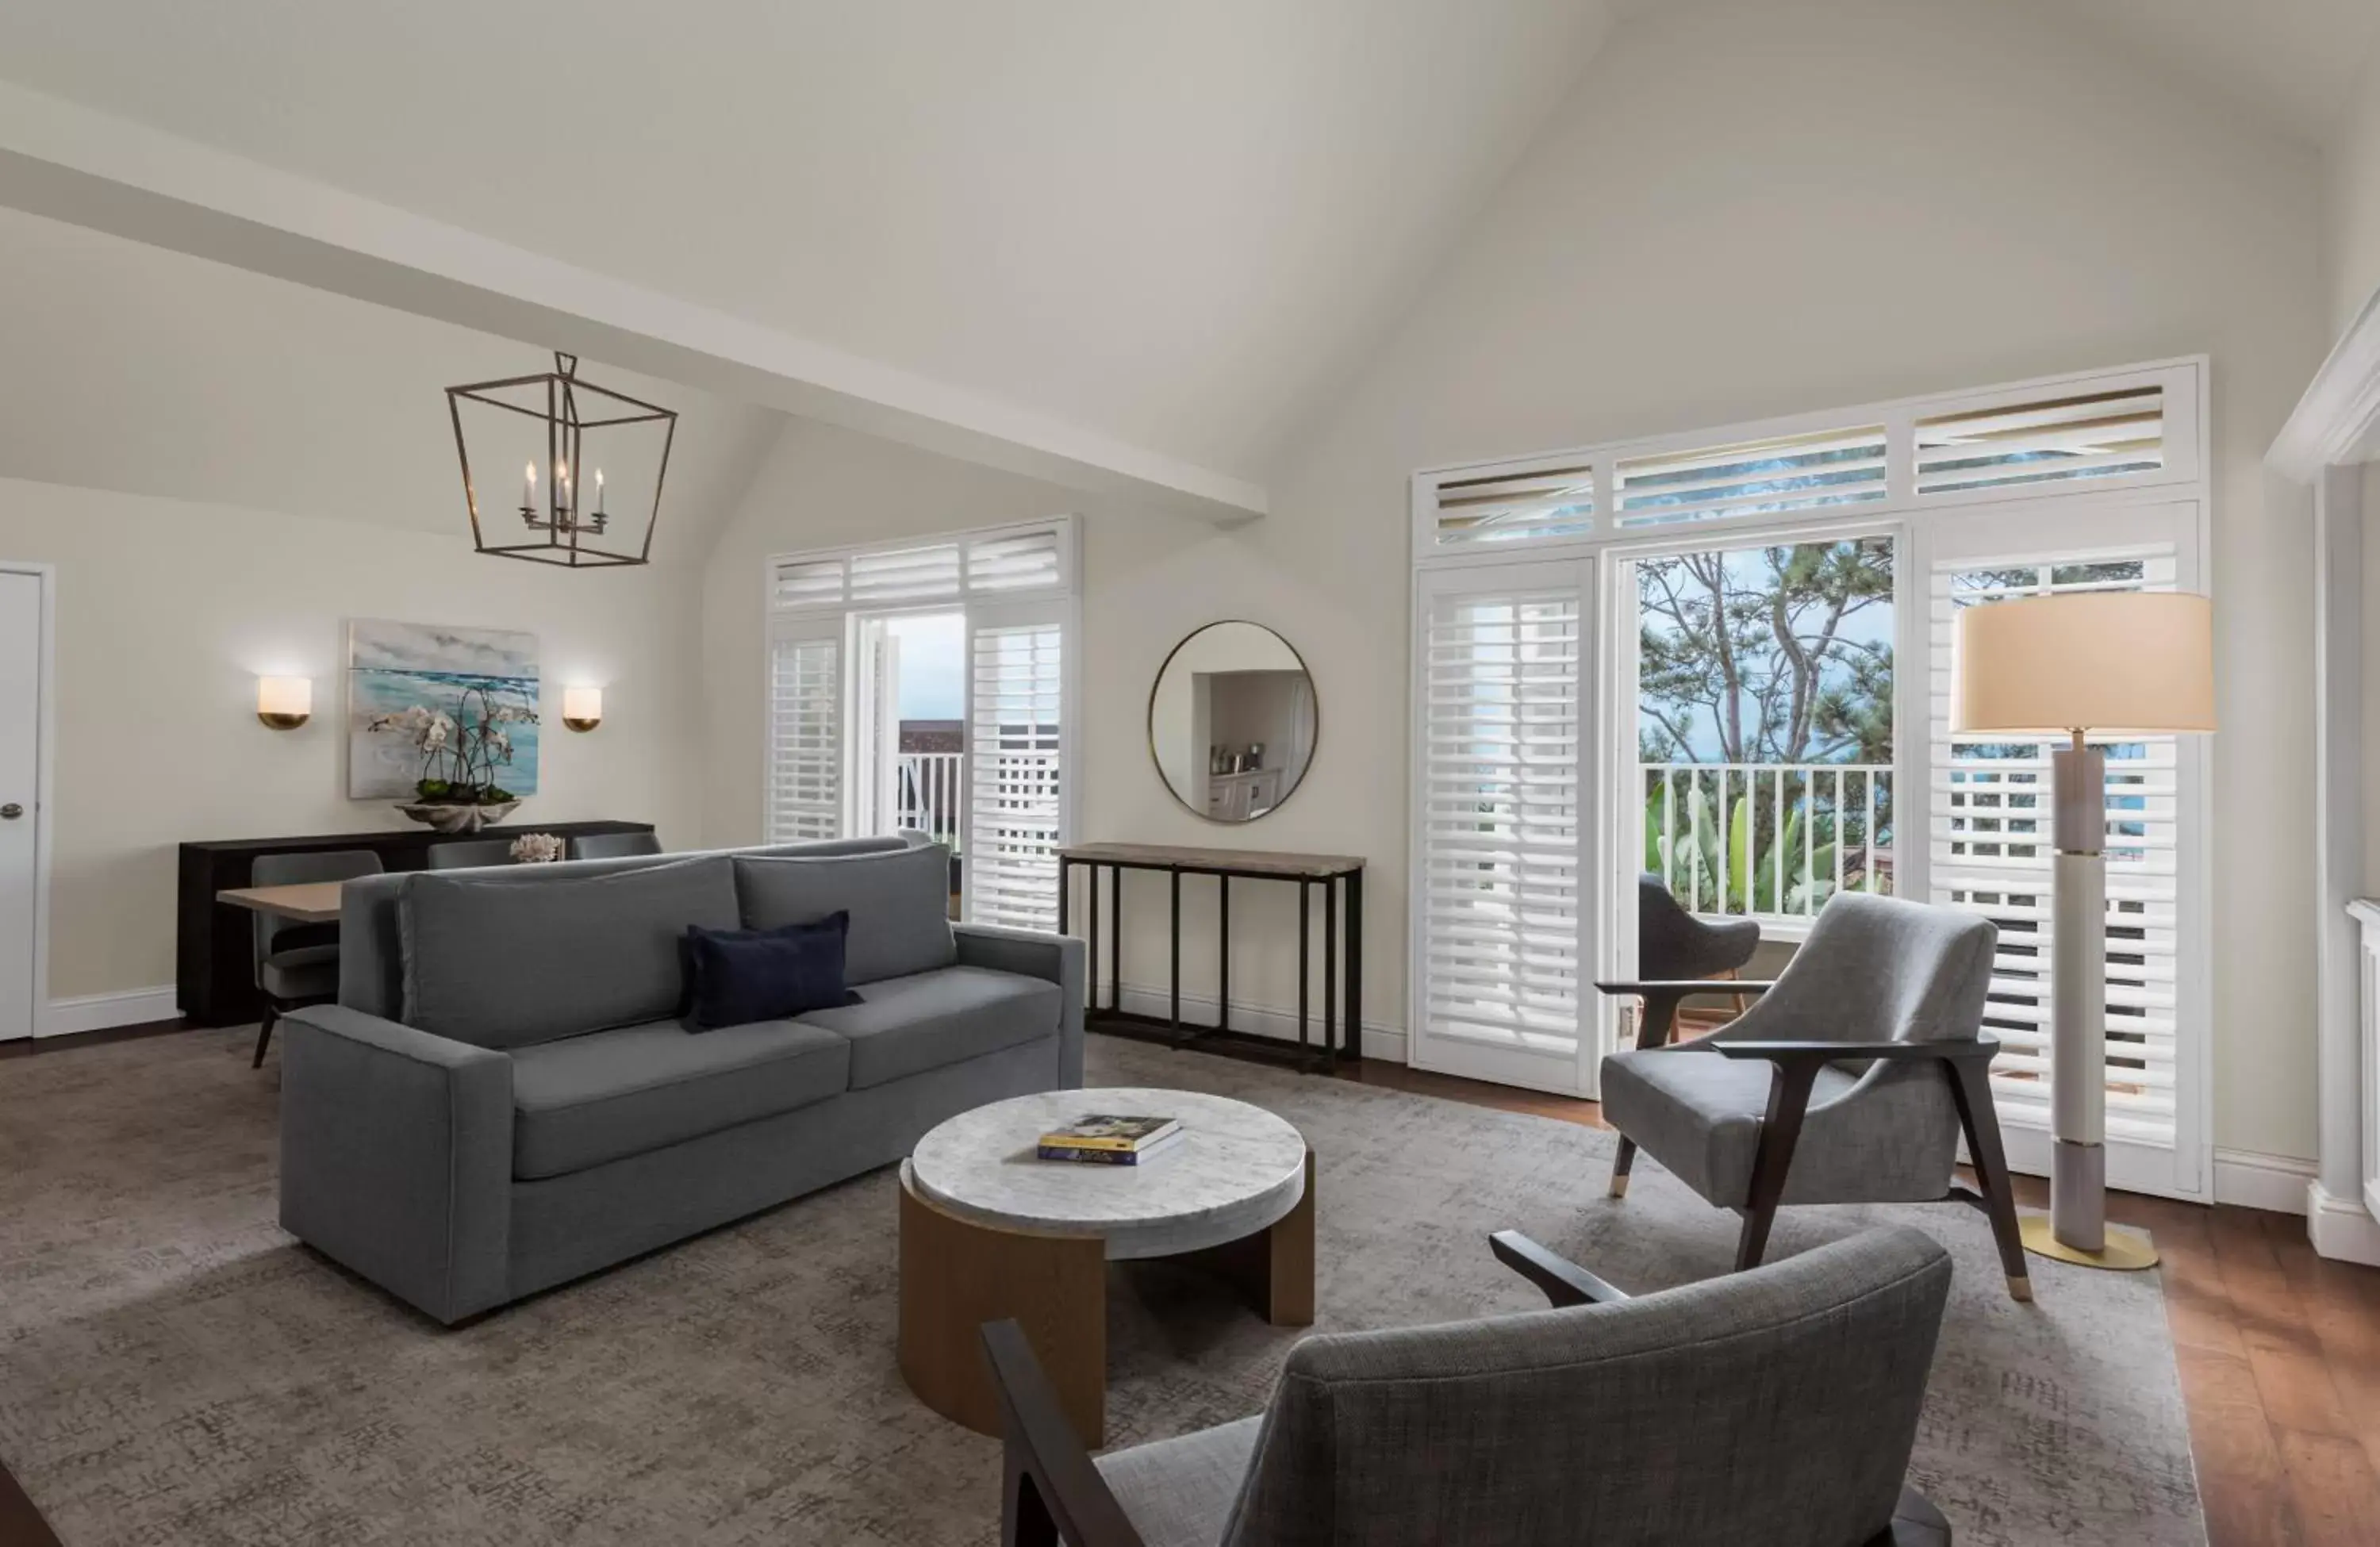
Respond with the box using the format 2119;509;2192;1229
963;602;1066;931
1418;458;1596;551
849;542;962;605
1927;551;2182;1147
964;527;1067;594
766;620;844;842
1915;386;2164;495
1411;562;1589;1092
1612;424;1888;529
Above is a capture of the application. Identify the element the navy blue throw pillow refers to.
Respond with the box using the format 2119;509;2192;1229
681;912;861;1031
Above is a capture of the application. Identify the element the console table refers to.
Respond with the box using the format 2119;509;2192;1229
176;820;655;1027
1057;843;1363;1073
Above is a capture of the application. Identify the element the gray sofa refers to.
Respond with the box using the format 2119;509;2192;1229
277;835;1085;1325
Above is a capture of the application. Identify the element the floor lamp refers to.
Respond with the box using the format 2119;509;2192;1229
1951;590;2215;1272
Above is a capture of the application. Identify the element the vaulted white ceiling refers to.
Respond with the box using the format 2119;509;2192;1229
0;0;2370;524
0;0;1616;485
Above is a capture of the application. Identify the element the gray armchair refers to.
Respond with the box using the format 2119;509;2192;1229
984;1225;1957;1547
249;848;382;1068
1599;891;2030;1299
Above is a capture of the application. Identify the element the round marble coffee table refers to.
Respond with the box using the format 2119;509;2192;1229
896;1087;1314;1445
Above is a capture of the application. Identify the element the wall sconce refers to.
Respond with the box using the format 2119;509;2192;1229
562;685;604;732
257;676;313;730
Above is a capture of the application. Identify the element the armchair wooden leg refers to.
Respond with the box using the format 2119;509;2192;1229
1944;1058;2033;1302
1609;1136;1637;1199
251;1003;278;1069
1735;1060;1821;1272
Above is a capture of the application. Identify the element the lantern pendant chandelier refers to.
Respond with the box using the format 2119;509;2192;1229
445;351;678;568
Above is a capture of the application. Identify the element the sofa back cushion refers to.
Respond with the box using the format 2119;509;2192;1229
734;843;957;986
400;854;740;1048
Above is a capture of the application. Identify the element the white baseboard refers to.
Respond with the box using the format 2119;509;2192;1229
2210;1148;2319;1215
1108;982;1406;1064
2308;1181;2380;1266
38;985;179;1038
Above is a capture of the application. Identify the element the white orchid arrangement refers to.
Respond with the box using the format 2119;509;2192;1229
368;684;539;805
509;832;565;863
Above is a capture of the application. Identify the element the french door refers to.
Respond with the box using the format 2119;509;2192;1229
1910;498;2210;1200
1407;558;1606;1094
961;598;1069;931
762;520;1077;929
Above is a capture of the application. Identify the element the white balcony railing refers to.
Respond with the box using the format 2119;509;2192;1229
1641;761;1892;923
896;750;964;850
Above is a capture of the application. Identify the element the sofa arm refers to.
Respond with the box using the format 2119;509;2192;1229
954;924;1088;1088
278;1004;513;1325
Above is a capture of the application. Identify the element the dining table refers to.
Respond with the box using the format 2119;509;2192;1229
213;881;347;925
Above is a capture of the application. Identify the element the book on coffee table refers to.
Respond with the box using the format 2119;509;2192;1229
1036;1113;1182;1165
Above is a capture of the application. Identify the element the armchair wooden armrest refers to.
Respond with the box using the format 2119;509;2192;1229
1592;979;1775;998
1712;1037;2002;1067
1488;1230;1632;1308
981;1320;1145;1547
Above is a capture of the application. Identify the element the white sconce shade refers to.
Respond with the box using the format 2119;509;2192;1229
257;676;313;730
562;685;604;732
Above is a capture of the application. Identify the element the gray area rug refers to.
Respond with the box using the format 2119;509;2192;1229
0;1029;2202;1545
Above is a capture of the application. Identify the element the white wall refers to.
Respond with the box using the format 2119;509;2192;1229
0;477;704;1002
2328;43;2380;334
706;0;2332;1163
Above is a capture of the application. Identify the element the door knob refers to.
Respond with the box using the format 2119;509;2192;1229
0;804;21;820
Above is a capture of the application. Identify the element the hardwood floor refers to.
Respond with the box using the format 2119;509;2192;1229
0;1027;2371;1545
1345;1057;2380;1547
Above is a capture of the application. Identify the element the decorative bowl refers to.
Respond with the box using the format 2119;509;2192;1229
394;799;521;834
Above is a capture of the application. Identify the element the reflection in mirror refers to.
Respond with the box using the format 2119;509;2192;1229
1149;622;1318;822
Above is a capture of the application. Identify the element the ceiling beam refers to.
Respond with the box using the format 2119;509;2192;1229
0;80;1266;525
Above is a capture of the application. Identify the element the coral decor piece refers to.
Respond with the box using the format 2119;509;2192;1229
509;833;565;864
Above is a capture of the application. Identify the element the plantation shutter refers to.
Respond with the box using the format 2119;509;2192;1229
1411;562;1589;1092
1926;550;2182;1147
766;618;844;842
963;601;1067;931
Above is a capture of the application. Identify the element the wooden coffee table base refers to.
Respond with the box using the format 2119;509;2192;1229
896;1150;1316;1448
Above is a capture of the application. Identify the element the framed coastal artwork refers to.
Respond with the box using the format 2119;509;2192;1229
346;620;542;799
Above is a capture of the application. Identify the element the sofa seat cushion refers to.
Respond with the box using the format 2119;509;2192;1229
260;942;341;1002
797;965;1061;1089
509;1018;850;1180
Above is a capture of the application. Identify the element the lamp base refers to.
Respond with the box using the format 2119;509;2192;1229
2021;1216;2159;1271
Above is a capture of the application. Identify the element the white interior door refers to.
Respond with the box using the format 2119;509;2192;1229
962;598;1069;931
1911;498;2210;1200
1408;558;1601;1094
0;570;40;1042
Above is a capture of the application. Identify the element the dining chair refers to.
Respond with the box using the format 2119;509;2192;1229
1595;872;1764;1050
1598;891;2032;1300
249;849;382;1068
567;831;661;861
425;837;516;869
983;1225;1956;1547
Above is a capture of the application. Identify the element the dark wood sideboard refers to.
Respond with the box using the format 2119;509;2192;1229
175;820;657;1027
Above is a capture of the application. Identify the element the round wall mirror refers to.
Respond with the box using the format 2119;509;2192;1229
1148;621;1318;822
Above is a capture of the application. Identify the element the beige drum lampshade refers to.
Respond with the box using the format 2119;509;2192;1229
1952;591;2216;735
